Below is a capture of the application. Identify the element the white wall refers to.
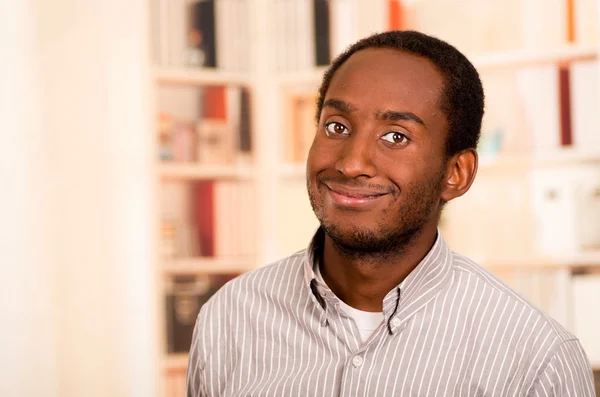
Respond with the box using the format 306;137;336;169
0;1;159;396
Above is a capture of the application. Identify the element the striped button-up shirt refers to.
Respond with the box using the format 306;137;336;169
187;229;595;396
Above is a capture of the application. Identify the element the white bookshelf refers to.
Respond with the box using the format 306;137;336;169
158;163;254;180
470;44;597;70
151;1;600;394
153;67;250;86
162;257;257;276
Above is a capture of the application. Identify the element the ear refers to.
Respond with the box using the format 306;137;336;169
440;148;478;202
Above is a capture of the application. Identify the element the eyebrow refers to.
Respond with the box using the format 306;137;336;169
322;99;357;113
376;110;426;127
322;98;427;128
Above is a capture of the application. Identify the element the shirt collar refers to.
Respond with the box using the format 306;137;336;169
302;227;454;326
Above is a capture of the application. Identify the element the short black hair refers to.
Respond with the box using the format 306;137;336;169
316;30;485;157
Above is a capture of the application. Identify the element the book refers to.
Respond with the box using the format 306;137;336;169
202;85;227;119
515;65;562;152
387;0;405;30
239;87;252;156
559;65;573;146
297;0;316;70
214;181;237;258
574;0;599;45
357;0;386;37
289;93;318;163
570;60;600;149
165;273;240;353
330;0;359;59
214;181;257;258
193;181;215;256
188;0;217;68
313;0;331;66
168;0;187;67
215;0;249;72
401;0;524;54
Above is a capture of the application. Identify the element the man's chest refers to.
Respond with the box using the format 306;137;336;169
207;305;537;397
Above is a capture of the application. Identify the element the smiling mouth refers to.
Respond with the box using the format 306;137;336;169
324;184;388;208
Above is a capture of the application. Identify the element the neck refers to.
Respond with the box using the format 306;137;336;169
319;225;438;312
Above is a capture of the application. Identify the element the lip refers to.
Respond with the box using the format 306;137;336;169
324;183;388;208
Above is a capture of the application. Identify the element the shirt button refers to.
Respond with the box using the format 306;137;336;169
391;318;402;328
352;355;363;368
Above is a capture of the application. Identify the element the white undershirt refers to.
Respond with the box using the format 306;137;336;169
315;265;384;342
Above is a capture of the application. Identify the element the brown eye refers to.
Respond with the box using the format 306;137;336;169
381;131;408;145
324;122;349;137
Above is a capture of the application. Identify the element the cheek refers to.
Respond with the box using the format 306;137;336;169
307;134;338;169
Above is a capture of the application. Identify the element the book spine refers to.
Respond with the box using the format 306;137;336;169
193;181;215;256
570;60;600;148
358;0;386;36
313;0;332;66
388;0;404;30
299;0;316;69
515;65;561;152
330;0;359;58
190;0;217;67
559;66;573;146
239;87;252;156
203;85;227;119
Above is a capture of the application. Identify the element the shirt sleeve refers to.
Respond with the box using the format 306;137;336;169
528;339;595;397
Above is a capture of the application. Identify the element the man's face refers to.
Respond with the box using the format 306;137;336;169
306;48;450;254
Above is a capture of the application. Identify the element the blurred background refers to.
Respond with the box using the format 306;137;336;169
1;0;599;396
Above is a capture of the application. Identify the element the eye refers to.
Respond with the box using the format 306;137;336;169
324;121;349;137
381;131;408;145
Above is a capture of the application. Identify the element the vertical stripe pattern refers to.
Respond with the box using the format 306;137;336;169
187;229;595;396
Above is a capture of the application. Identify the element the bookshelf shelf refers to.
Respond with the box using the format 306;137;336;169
478;149;600;171
470;45;597;70
163;353;189;371
162;257;257;276
153;67;250;86
158;163;254;180
482;251;600;271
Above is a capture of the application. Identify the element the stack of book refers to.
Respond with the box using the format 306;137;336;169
157;84;252;165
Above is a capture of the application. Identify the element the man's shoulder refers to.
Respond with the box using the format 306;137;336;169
450;251;576;343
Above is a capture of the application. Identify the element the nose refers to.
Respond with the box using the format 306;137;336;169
334;134;377;178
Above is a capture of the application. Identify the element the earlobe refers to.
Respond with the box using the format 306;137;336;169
441;149;478;202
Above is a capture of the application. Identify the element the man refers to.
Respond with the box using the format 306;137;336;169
187;31;595;396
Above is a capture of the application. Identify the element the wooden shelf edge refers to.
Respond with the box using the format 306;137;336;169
158;163;255;180
153;67;250;86
162;257;257;276
163;353;189;371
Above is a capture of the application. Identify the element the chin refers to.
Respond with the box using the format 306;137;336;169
322;219;403;254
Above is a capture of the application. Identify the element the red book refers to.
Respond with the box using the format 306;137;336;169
193;181;215;256
559;66;573;146
388;0;405;30
203;85;227;120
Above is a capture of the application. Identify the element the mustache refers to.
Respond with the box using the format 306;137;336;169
316;175;396;195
